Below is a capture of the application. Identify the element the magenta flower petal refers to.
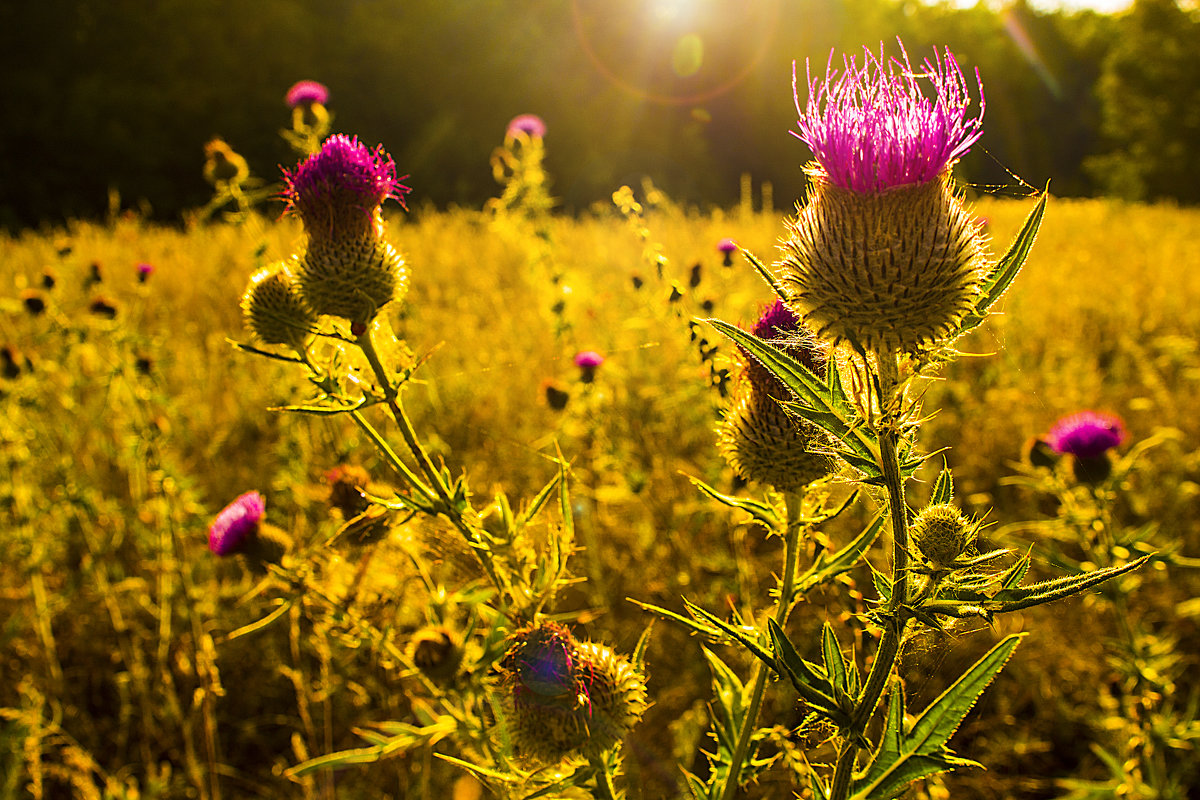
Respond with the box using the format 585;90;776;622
209;491;265;556
507;114;547;138
1046;411;1126;459
282;134;411;231
574;350;604;368
717;238;737;254
286;80;330;108
793;41;984;193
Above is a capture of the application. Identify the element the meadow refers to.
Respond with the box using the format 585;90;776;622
2;185;1199;799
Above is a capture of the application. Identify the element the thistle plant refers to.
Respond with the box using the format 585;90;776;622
282;79;333;156
1002;413;1200;799
637;41;1151;800
227;133;645;797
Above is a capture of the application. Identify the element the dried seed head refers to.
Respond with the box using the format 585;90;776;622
779;172;985;352
241;265;317;349
497;621;647;763
911;503;974;568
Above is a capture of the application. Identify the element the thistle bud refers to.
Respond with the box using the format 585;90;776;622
241;265;317;349
497;621;647;763
911;503;974;568
208;491;292;572
408;626;464;683
296;235;407;327
203;138;249;187
717;300;837;492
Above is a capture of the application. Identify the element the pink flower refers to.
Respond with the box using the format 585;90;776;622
282;134;410;233
1046;411;1126;459
507;114;547;138
286;80;329;108
793;42;984;194
208;491;265;556
136;263;154;283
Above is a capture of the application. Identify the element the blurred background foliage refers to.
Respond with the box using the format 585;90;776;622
2;0;1199;231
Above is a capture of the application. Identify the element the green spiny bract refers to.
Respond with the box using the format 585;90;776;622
911;503;976;569
717;387;836;493
496;621;647;764
296;230;407;328
241;265;317;349
779;172;986;354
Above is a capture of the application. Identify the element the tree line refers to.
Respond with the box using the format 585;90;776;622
1;0;1197;230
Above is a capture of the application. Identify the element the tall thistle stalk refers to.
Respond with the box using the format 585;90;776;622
639;40;1152;800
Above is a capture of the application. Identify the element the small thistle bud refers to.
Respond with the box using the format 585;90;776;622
241;266;317;349
136;262;154;283
325;464;371;519
911;503;974;568
782;44;987;352
88;296;118;319
20;290;46;315
497;621;647;764
717;238;737;267
541;379;570;411
718;300;837;492
408;626;464;683
203;138;249;187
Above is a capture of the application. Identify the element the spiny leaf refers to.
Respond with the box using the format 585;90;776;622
741;247;789;301
766;619;846;722
797;509;885;595
684;599;776;666
989;554;1151;611
688;475;782;529
930;462;954;506
820;621;852;708
850;634;1023;799
628;598;721;639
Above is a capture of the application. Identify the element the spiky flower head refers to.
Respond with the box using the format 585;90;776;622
408;626;464;683
497;621;647;764
286;80;329;108
241;265;317;349
507;113;547;139
780;42;988;353
208;491;265;556
283;135;411;325
911;503;975;569
136;262;154;283
1046;411;1125;459
718;300;837;492
574;350;604;383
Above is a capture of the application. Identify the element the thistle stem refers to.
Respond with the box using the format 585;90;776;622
589;753;620;800
719;490;806;800
828;350;911;800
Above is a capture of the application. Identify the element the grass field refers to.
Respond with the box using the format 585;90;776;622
2;190;1199;798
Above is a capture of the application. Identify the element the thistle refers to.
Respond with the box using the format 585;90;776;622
780;44;988;353
202;137;249;188
1046;410;1126;483
207;491;291;571
910;502;976;569
241;265;317;349
282;134;411;328
496;621;647;764
717;300;837;492
286;79;331;133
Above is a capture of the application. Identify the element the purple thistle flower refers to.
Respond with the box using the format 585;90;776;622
507;113;547;138
744;299;826;390
1046;411;1126;459
717;238;737;254
793;41;984;194
282;134;411;233
136;262;154;283
751;298;801;341
286;80;329;108
208;491;265;556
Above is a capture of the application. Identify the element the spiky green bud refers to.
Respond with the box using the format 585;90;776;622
295;231;407;327
911;503;974;568
779;172;985;353
241;266;317;349
718;388;835;493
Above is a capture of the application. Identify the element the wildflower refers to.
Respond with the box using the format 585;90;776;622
208;490;291;569
283;135;411;327
541;379;570;411
1;344;22;380
88;296;118;319
717;237;737;267
286;79;330;108
325;464;371;519
136;262;154;283
41;270;56;290
86;262;104;287
241;265;317;349
1046;411;1126;484
718;299;837;492
689;262;702;288
574;350;604;383
203;138;249;187
408;626;464;683
208;491;266;556
779;42;988;353
496;621;647;763
507;113;547;139
21;290;46;315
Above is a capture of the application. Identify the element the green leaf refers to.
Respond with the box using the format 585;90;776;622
821;621;853;710
766;619;847;724
741;247;789;301
989;554;1151;612
850;634;1024;800
707;319;881;477
628;598;721;639
930;462;954;506
684;599;776;666
955;190;1047;337
688;475;782;529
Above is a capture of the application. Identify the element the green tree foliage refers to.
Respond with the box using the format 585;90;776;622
1086;0;1200;202
0;0;1195;230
